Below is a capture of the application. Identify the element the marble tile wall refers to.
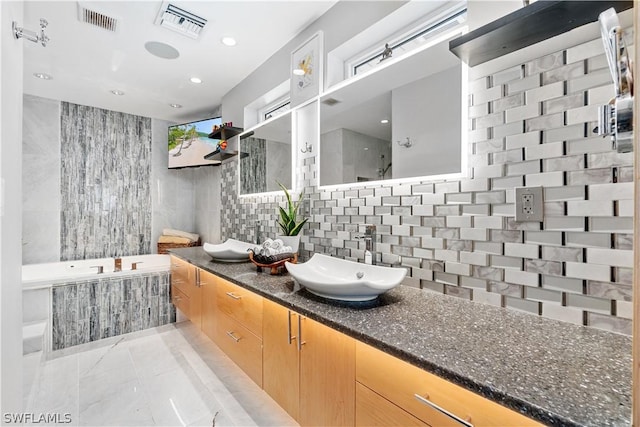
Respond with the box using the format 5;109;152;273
240;137;267;194
221;35;633;335
51;272;174;350
22;95;61;263
60;102;152;260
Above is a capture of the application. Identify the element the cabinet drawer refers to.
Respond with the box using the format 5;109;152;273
216;278;263;337
356;382;428;427
170;256;193;296
171;285;190;318
356;342;542;427
215;313;263;387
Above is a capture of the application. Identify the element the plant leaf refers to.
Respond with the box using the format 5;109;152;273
290;218;308;236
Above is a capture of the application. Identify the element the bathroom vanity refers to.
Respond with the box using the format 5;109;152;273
169;247;631;427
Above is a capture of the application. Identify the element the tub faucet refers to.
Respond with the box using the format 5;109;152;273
114;257;122;272
355;224;376;265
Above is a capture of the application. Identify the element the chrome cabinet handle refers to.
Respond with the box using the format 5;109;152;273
297;315;306;351
414;394;473;427
172;263;182;268
226;292;241;300
226;331;241;342
287;311;297;345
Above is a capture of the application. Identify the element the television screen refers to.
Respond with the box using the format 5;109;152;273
168;117;222;169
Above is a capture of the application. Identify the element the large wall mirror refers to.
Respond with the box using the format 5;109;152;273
319;34;466;187
239;111;293;195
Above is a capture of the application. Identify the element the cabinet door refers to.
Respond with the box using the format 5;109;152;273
299;316;355;427
216;278;263;337
215;313;263;387
262;299;300;420
188;269;203;328
356;382;428;427
199;269;217;340
170;255;193;296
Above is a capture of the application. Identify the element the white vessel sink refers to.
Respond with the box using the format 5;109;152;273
285;253;406;302
203;239;254;262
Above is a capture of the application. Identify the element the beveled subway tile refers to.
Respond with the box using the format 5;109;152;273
445;284;472;300
493;148;524;164
587;280;632;301
544;185;585;201
542;62;585;85
434;271;459;286
589;217;633;233
525;51;564;75
588;182;633;200
473;215;504;229
566;200;613;216
587;53;609;72
474;241;504;254
526;81;564;103
566;104;599;125
506;161;540;176
504;242;539;259
505;296;541;314
505;103;539;123
525;230;562;246
525;171;564;187
566;38;604;63
490;254;523;269
492;93;524;113
474;266;505;281
542;124;584;143
446;215;472;228
565;262;611;282
543;93;584;114
525;113;563;132
542;275;584;294
460;275;487;289
541;246;583;262
587;312;631;335
492;65;523;85
504;269;539;287
460;251;489;266
445;261;472;276
492;121;523;139
587;84;615;105
505;131;539;149
472;288;503;307
567;68;612;93
544;216;585;231
541;303;583;326
507;73;540;94
543;154;585;172
587;151;633;168
524;286;563;303
586;248;633;268
525;259;562;276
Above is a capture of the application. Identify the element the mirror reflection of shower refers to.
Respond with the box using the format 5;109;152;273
377;154;392;179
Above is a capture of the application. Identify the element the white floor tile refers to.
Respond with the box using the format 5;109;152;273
25;322;298;427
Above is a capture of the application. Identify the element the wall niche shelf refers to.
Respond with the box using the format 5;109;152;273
204;125;244;162
449;0;633;67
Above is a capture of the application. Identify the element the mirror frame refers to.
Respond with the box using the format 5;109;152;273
317;26;469;190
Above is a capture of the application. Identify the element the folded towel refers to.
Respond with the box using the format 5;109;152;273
158;235;193;244
162;228;199;242
271;239;283;251
262;238;274;249
282;246;293;253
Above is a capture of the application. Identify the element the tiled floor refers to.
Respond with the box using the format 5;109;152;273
23;322;298;426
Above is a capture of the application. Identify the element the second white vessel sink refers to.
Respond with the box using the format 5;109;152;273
203;239;254;262
285;253;406;302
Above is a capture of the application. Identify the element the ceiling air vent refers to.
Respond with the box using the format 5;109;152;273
77;3;118;32
154;2;207;39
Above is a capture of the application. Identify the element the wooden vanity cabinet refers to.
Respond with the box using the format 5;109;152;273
214;277;264;387
199;268;218;342
263;299;355;427
355;342;542;427
170;255;201;326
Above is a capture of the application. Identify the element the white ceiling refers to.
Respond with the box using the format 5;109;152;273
22;1;337;123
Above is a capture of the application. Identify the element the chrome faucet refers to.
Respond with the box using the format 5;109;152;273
254;220;262;245
114;257;122;272
355;224;376;265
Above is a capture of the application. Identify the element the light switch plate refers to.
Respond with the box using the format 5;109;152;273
515;186;544;222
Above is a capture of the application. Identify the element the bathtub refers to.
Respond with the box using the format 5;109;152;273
22;254;175;352
22;254;171;289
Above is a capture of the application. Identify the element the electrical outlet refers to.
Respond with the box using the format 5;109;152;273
515;187;544;222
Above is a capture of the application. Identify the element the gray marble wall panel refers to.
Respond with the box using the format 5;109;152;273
51;271;174;350
240;137;267;194
60;102;152;260
22;95;61;263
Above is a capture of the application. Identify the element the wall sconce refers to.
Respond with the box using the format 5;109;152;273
300;141;312;153
397;137;412;148
13;18;50;47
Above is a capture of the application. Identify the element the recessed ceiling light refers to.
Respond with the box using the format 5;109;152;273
110;89;125;96
292;69;305;76
33;72;52;80
189;77;202;84
221;36;236;47
144;41;180;59
169;103;182;108
380;119;389;124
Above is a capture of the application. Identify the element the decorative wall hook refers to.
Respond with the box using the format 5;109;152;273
300;141;313;153
13;18;50;47
397;137;412;148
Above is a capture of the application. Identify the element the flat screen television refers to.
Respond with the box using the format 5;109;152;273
168;116;222;169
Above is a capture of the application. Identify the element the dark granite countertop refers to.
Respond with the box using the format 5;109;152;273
170;247;632;427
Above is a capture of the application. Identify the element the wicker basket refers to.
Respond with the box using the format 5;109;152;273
157;238;201;254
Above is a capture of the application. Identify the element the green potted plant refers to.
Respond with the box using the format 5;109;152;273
276;182;308;253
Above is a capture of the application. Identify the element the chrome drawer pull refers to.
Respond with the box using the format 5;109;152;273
287;311;297;345
297;315;306;351
226;292;242;300
414;394;473;427
226;331;241;342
